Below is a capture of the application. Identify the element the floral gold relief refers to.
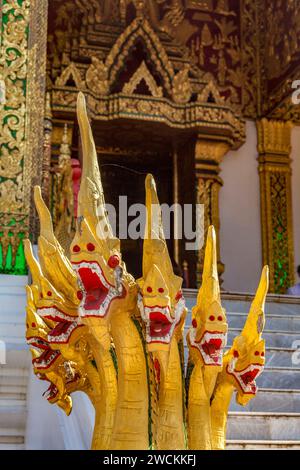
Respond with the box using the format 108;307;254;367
0;0;47;274
257;119;294;294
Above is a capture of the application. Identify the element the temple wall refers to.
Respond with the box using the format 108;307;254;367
291;126;300;279
220;121;262;293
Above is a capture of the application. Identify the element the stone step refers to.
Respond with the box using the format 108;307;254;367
256;367;300;389
0;390;26;401
0;383;27;395
0;443;25;450
0;397;26;408
226;440;300;450
224;312;300;332
0;323;26;340
227;329;300;349
0;275;27;317
227;412;300;441
0;367;29;388
0;428;25;450
0;404;26;429
183;290;300;317
230;388;300;413
223;297;300;317
0;348;30;369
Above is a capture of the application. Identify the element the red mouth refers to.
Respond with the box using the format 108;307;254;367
240;368;261;386
44;383;58;401
33;348;60;369
27;336;49;350
78;267;110;311
201;338;222;360
49;321;71;336
149;311;172;338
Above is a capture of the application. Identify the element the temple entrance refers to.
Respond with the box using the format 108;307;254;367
71;117;175;279
99;148;173;279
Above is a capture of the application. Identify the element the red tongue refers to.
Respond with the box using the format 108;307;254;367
202;338;222;359
241;369;259;385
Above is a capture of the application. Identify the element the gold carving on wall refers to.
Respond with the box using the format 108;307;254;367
122;61;163;97
0;0;48;273
86;58;109;96
171;66;192;104
106;18;175;95
257;118;294;294
195;140;229;285
55;62;84;89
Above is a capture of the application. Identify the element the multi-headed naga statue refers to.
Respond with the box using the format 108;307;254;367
24;93;269;450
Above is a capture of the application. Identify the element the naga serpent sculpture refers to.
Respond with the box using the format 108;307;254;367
24;92;269;450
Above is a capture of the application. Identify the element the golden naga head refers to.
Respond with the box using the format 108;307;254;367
30;347;73;416
33;185;80;307
24;239;87;348
137;174;186;351
224;266;269;406
188;226;228;368
69;92;136;326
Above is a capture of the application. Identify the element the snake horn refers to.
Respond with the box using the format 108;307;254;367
34;186;55;244
242;265;269;342
76;92;113;239
23;239;44;286
197;226;221;307
143;173;182;297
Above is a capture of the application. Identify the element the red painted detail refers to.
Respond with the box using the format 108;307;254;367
175;291;183;301
209;315;215;321
147;286;153;293
73;245;80;253
108;255;120;269
158;288;164;293
154;358;161;383
192;319;197;328
87;243;95;252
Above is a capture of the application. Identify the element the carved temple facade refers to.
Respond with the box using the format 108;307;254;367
1;0;300;294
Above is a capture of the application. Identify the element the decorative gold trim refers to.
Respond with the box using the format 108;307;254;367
122;61;163;98
257;119;295;294
195;139;229;286
0;0;47;272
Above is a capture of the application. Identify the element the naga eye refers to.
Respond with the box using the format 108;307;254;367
233;350;239;358
209;315;215;321
87;243;95;252
255;351;260;356
147;287;153;293
261;352;265;357
31;322;36;328
218;316;223;321
108;255;120;268
47;291;52;297
192;319;197;328
73;245;80;253
158;288;164;293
